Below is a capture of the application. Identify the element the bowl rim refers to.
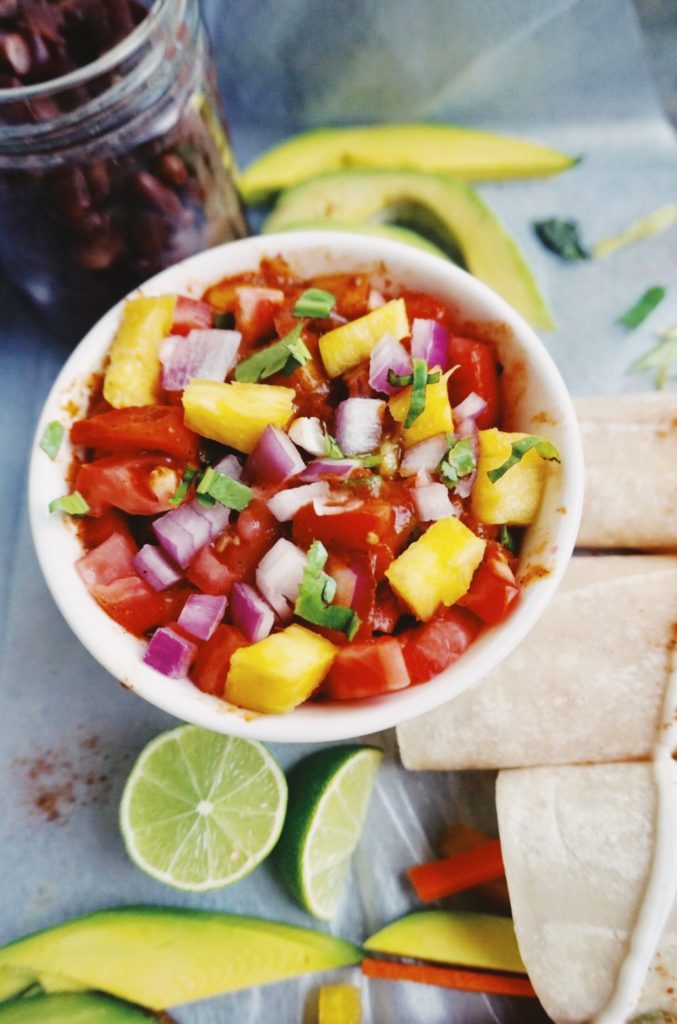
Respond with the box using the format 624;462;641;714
28;230;584;743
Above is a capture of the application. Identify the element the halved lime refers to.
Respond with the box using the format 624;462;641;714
274;745;382;920
119;725;287;892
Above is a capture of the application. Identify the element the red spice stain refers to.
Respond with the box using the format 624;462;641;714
518;563;552;587
531;409;559;427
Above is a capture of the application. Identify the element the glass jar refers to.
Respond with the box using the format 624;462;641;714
0;0;248;340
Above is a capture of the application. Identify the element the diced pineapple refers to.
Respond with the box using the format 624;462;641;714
103;295;176;408
385;517;485;621
224;624;337;714
319;298;409;378
182;379;295;453
471;429;548;525
389;370;454;446
319;984;362;1024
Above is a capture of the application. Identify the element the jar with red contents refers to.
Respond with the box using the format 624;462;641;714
0;0;248;338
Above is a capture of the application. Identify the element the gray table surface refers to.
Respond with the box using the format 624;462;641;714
1;1;676;1021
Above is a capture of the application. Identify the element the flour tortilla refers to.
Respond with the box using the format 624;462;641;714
397;557;677;770
575;392;677;549
496;762;677;1023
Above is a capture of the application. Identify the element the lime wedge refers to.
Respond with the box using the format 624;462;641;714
274;745;382;920
119;725;287;892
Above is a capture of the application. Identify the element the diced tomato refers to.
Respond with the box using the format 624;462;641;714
323;637;411;700
190;624;248;696
458;542;520;625
70;406;200;461
75;454;183;517
78;509;134;549
400;289;454;329
371;582;402;634
448;335;502;430
76;532;137;588
91;576;187;636
292;498;399;576
401;606;481;685
186;544;237;596
171;296;213;335
234;286;284;346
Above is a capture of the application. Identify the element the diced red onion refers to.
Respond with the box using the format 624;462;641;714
267;481;330;522
369;333;412;395
327;559;358;607
152;499;230;568
400;433;449;477
415;467;432;487
255;538;307;620
414;481;457;522
133;544;183;591
170;502;212;551
245;425;305;486
313;495;364;517
213;454;243;481
411;318;450;371
335;397;385;455
193;498;231;540
160;329;241;391
453;417;479;500
143;626;197;678
230;582;275;642
151;514;196;569
298;458;361;482
368;288;386;310
453;391;487;422
288;417;328;456
177;593;227;641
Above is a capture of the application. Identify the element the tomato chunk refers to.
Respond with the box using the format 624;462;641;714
171;296;213;335
78;509;134;549
293;499;401;576
448;335;502;430
400;289;454;329
71;406;200;461
185;544;237;596
91;576;187;636
323;637;411;700
190;624;248;696
371;582;402;634
76;532;137;588
75;454;183;516
458;542;520;625
401;607;481;685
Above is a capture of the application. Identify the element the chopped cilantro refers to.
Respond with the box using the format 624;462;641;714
439;437;476;488
387;368;441;388
293;288;336;319
404;358;435;428
39;420;65;460
533;218;589;261
169;466;198;506
488;435;561;483
196;467;252;511
48;491;89;516
325;433;344;459
618;287;666;329
499;525;518;553
295;540;360;640
234;323;311;382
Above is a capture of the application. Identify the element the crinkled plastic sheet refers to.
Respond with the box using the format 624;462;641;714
1;1;676;1021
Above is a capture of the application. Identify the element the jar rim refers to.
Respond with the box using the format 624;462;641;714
0;0;180;102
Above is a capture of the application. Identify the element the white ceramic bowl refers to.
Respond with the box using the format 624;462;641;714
28;231;584;743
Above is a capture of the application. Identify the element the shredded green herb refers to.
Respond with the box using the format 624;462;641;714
359;454;384;468
488;435;561;483
403;359;433;428
293;288;336;319
196;467;253;511
499;525;518;553
169;466;198;506
533;218;589;261
631;324;677;389
39;420;65;460
295;540;360;640
325;433;344;459
618;286;666;329
387;368;441;388
439;436;477;488
234;323;311;382
213;311;234;329
48;491;89;516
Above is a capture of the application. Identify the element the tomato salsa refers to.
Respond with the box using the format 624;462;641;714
45;257;560;715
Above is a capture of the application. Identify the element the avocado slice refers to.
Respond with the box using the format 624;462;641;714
239;124;578;205
273;220;450;261
0;992;166;1023
263;170;554;330
364;910;526;974
0;907;361;1010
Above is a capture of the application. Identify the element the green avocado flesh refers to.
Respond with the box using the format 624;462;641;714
263;169;554;331
364;910;526;974
0;992;161;1022
239;123;577;204
273;220;451;261
0;907;361;1010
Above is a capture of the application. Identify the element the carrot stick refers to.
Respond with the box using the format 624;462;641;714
408;838;505;902
362;958;536;997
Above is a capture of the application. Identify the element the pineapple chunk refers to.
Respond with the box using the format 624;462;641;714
225;624;337;714
103;295;176;408
319;984;362;1024
182;379;295;453
389;370;454;446
386;518;485;621
471;429;548;525
319;298;409;378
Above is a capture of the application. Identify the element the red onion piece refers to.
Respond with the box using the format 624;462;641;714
298;458;361;482
213;454;243;481
411;318;450;371
151;514;196;569
453;391;487;422
267;481;330;522
152;498;230;568
192;498;231;539
453;417;479;499
327;559;358;607
368;288;386;310
144;626;197;678
255;538;307;620
335;397;385;455
230;582;275;642
369;333;412;395
133;544;182;591
160;329;241;391
414;481;457;522
177;593;227;640
245;425;305;486
288;416;328;456
400;433;449;477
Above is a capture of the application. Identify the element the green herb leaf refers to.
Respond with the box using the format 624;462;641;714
618;286;666;329
213;311;233;329
196;467;253;511
387;368;441;388
169;466;198;506
48;491;89;516
404;358;432;429
359;454;383;468
439;436;477;488
39;420;65;460
499;525;518;553
295;540;360;640
533;218;589;261
293;288;336;319
325;433;344;459
488;435;561;483
631;324;677;389
234;323;310;382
